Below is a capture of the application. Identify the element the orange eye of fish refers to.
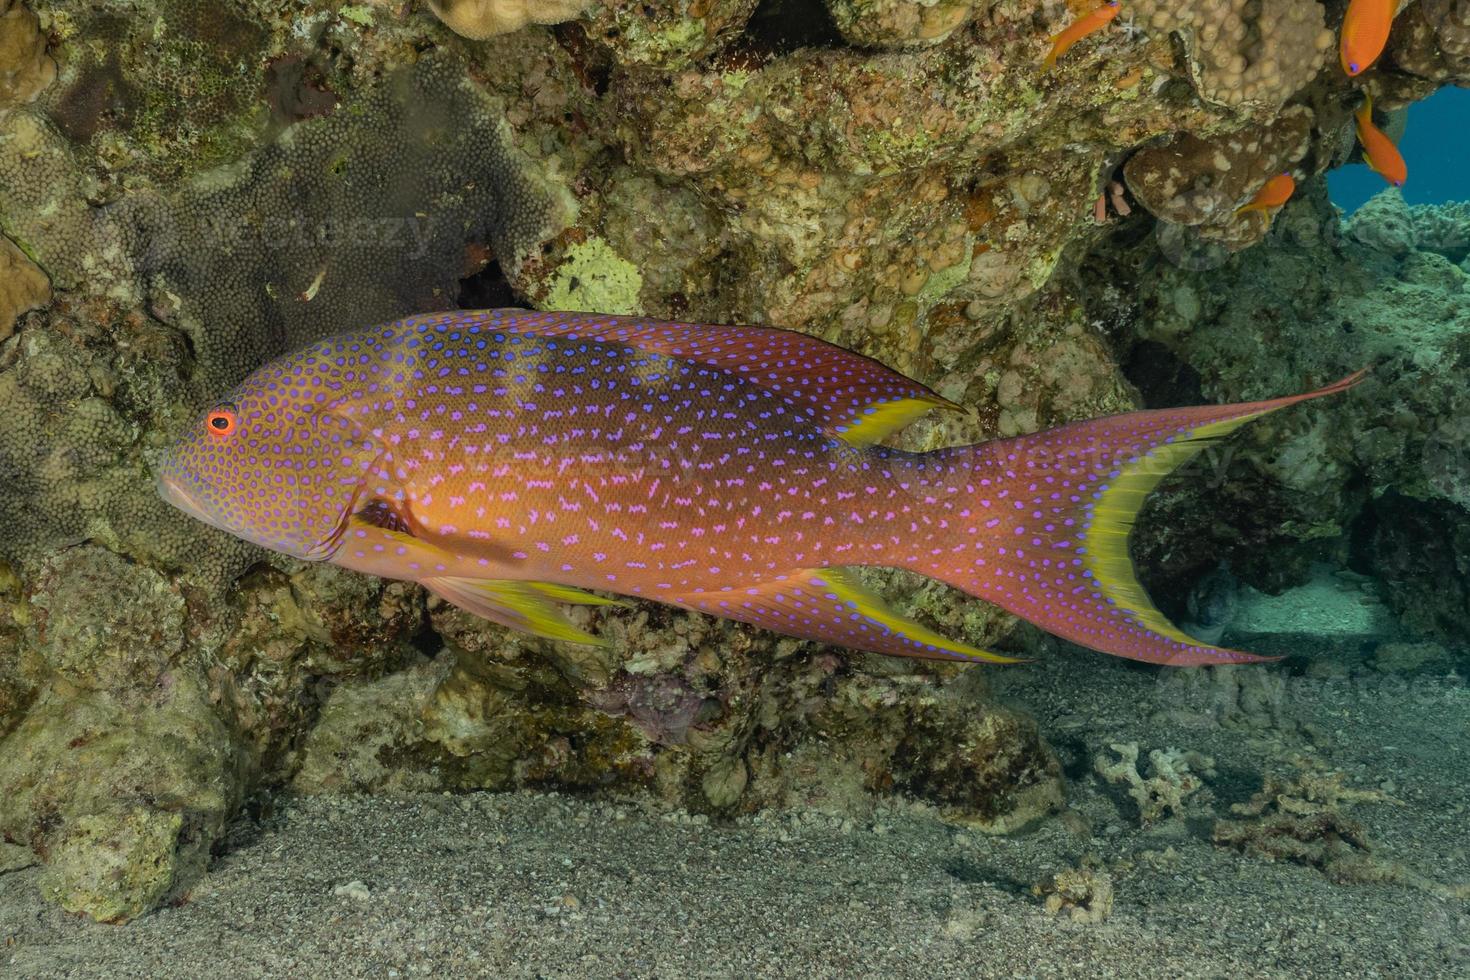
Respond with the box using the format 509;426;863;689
206;407;238;438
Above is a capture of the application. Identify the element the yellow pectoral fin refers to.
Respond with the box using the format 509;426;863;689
424;576;610;647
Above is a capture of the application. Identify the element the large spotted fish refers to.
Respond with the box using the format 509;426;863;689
158;310;1361;666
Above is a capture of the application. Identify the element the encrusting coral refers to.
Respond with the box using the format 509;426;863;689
0;0;1467;923
1392;0;1470;84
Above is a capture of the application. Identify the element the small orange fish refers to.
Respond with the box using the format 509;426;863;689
1236;173;1297;219
1044;1;1122;70
1355;95;1407;187
1340;0;1397;76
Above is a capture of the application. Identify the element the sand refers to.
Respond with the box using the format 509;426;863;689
3;639;1467;979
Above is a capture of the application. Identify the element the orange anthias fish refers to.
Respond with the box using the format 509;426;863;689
1044;1;1122;70
158;310;1363;667
1355;95;1408;187
1236;173;1297;220
1340;0;1397;76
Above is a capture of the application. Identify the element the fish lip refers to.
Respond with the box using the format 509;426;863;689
157;472;213;526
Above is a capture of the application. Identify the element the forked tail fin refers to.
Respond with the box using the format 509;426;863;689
917;372;1365;666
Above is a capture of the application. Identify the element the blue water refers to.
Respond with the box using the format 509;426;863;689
1328;86;1470;214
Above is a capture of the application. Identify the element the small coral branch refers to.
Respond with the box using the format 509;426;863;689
1094;741;1215;826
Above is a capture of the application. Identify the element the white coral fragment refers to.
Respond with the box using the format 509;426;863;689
1095;741;1215;825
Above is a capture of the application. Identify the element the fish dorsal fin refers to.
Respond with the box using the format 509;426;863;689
423;576;612;647
465;309;959;446
675;568;1020;664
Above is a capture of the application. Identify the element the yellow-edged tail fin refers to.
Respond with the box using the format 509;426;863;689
919;371;1366;666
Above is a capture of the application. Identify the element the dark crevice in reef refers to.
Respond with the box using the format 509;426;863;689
1121;339;1205;409
1349;493;1470;642
745;0;846;55
409;616;447;659
457;257;518;310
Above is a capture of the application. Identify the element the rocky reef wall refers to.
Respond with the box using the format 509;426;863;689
1;0;1467;921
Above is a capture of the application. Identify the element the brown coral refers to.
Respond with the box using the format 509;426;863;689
1392;0;1470;84
1129;0;1334;109
0;236;48;340
1123;105;1313;250
0;1;54;110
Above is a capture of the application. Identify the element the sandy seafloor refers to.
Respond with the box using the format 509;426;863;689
3;633;1468;979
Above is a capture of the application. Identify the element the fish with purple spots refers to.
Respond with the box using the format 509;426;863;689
158;310;1363;666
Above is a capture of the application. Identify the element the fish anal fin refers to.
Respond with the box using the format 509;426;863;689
424;576;609;647
676;568;1019;665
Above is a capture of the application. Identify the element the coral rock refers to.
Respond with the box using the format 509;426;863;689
583;0;760;70
1129;0;1334;109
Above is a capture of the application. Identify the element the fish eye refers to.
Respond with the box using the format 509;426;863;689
206;405;239;438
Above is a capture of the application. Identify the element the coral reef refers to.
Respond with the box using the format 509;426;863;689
1346;187;1470;260
1;0;1467;923
0;550;248;923
1094;742;1215;825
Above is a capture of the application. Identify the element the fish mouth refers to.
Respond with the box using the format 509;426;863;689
157;472;217;529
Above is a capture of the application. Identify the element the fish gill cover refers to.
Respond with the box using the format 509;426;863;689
0;0;1466;930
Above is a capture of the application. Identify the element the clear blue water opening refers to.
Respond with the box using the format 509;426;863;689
1327;86;1470;215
